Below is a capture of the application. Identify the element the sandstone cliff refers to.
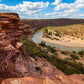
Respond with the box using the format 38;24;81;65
0;13;84;84
0;13;31;78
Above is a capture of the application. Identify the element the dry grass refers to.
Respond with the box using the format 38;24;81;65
46;23;84;39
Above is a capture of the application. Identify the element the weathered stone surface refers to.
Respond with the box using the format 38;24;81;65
0;13;31;78
1;77;56;84
1;74;84;84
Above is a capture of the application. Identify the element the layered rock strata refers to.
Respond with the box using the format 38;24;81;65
0;13;30;78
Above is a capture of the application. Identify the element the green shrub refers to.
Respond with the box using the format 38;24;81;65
48;31;52;35
70;54;79;60
72;51;76;53
50;47;56;53
47;46;56;53
39;42;46;47
45;35;51;38
53;38;59;40
44;28;48;33
61;51;67;55
64;68;82;75
78;51;84;55
55;31;61;37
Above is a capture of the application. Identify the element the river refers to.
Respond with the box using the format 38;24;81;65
32;30;84;52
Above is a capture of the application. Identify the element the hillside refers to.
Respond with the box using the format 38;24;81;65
22;19;84;30
41;24;84;49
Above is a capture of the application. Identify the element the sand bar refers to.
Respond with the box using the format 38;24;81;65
41;37;84;48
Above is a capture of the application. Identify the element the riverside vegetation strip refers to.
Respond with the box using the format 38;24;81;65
20;35;84;75
41;24;84;48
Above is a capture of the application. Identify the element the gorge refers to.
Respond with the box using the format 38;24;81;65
0;13;84;84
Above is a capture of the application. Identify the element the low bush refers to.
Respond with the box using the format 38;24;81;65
61;51;67;55
39;42;46;47
78;51;84;55
53;38;59;40
70;54;79;60
55;31;61;37
72;51;76;53
49;47;56;53
46;46;57;53
48;31;52;35
44;28;48;33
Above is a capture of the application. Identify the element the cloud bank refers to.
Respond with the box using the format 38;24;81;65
45;0;84;18
0;1;49;18
0;0;84;19
52;0;62;5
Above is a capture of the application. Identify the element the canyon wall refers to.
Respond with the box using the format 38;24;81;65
0;13;31;78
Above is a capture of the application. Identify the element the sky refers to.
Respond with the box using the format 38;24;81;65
0;0;84;19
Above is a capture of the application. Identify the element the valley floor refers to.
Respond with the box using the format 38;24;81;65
41;35;84;48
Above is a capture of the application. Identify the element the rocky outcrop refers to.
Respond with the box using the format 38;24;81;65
0;13;84;84
0;13;31;78
1;73;84;84
1;77;55;84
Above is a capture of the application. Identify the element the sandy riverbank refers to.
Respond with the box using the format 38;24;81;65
41;37;84;48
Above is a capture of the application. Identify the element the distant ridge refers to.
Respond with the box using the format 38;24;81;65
22;18;84;30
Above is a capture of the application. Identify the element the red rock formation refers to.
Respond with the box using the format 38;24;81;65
1;77;55;84
0;13;31;78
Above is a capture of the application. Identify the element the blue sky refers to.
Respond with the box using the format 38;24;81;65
0;0;84;19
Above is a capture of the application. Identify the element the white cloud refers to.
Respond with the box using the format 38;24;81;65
52;0;84;11
0;4;15;12
0;1;49;18
45;8;79;18
75;0;84;4
45;0;84;18
52;0;62;5
55;3;72;11
15;1;49;11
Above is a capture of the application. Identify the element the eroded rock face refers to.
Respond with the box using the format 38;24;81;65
0;13;31;78
1;77;56;84
1;74;84;84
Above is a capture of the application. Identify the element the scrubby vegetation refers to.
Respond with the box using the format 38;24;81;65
72;51;76;53
55;31;61;37
70;54;79;60
20;35;46;59
43;23;84;39
61;51;67;55
20;35;84;75
44;28;48;33
78;51;84;55
48;31;52;35
39;41;46;47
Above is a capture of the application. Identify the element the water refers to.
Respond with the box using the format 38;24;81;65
32;30;43;44
32;30;84;52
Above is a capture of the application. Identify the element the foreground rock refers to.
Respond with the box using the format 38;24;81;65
1;74;84;84
1;77;55;84
0;13;31;78
0;13;84;84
